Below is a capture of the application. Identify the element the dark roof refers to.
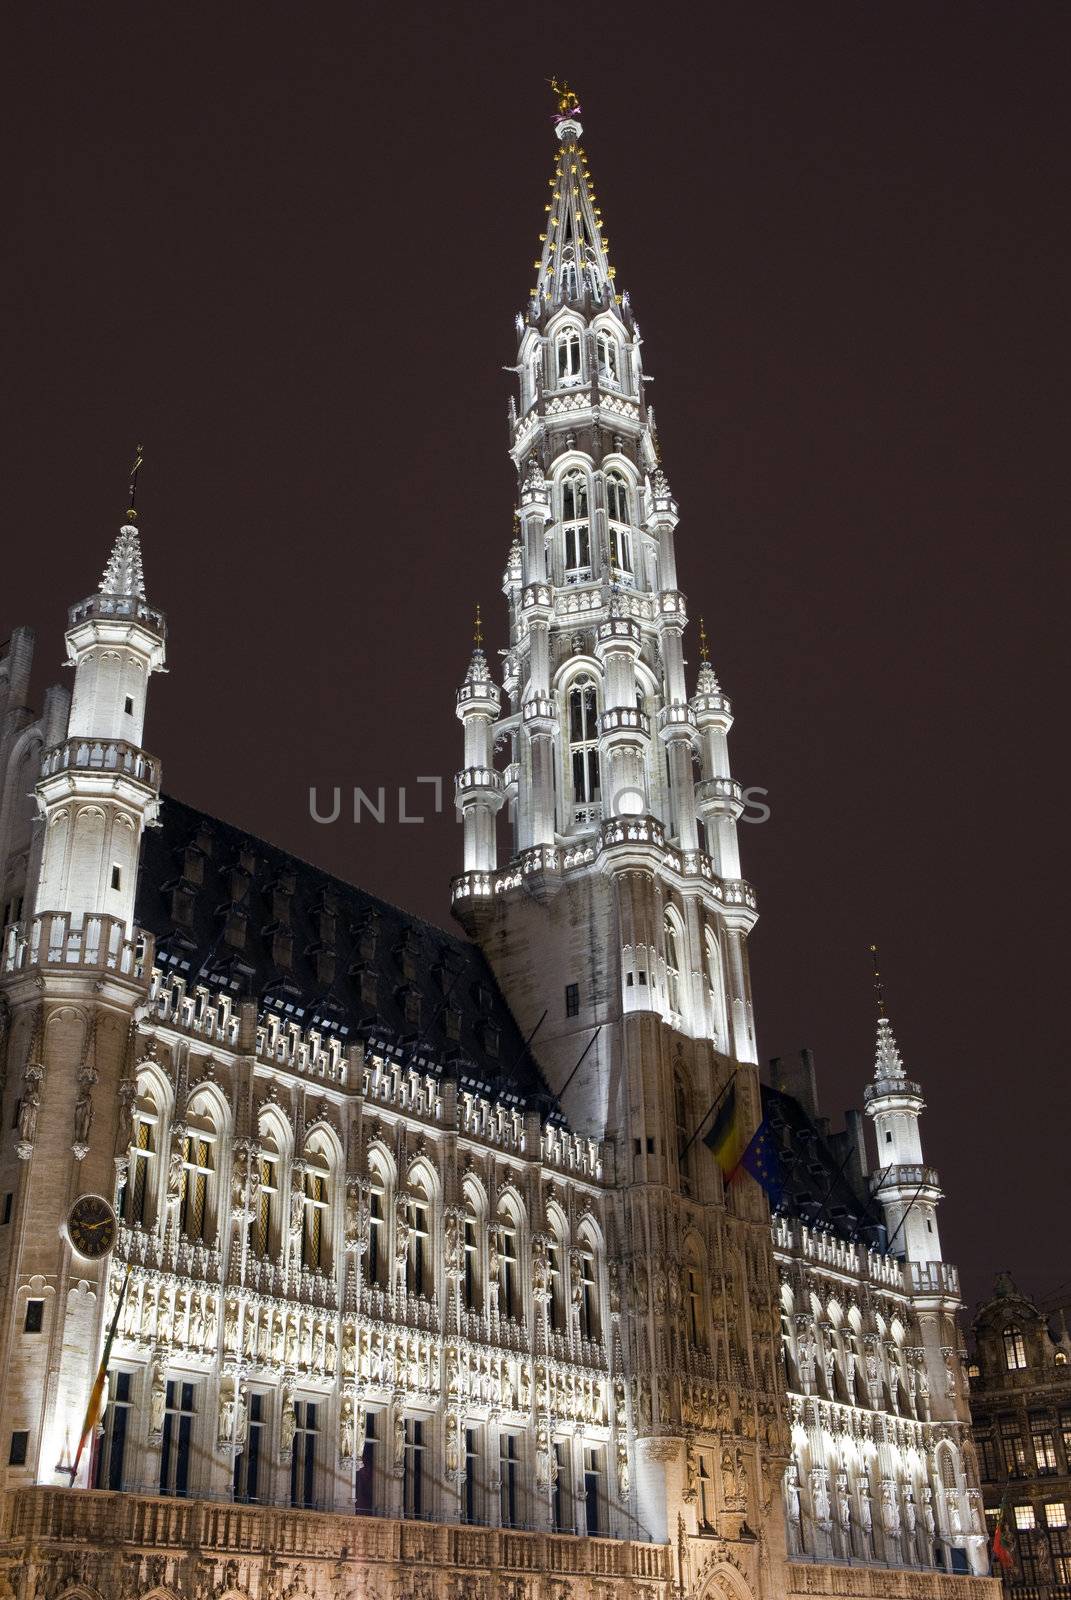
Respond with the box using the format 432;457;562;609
761;1082;888;1251
136;794;557;1115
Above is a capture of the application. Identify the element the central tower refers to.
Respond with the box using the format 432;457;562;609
453;86;785;1569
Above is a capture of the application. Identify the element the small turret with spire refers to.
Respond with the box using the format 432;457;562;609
455;606;504;877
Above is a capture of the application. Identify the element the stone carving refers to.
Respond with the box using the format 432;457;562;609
339;1394;355;1463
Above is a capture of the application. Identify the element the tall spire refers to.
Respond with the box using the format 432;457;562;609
869;946;906;1081
532;82;618;308
99;447;147;601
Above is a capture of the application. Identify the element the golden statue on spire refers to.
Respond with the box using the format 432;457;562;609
869;945;886;1018
548;78;581;117
127;444;144;523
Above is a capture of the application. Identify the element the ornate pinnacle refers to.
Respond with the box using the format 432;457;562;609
699;618;710;664
473;604;484;649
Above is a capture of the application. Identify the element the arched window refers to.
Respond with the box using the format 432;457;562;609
556;326;581;380
497;1201;521;1321
253;1126;282;1258
1003;1325;1027;1371
560;261;579;302
179;1105;218;1244
577;1230;601;1343
367;1152;391;1289
596;331;619;386
301;1142;332;1271
567;677;601;822
561;473;591;582
462;1185;482;1313
605;472;633;577
705;928;727;1046
547;1222;566;1334
123;1087;159;1227
664;912;683;1016
406;1172;432;1297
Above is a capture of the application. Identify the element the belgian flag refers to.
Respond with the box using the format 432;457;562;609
703;1080;744;1179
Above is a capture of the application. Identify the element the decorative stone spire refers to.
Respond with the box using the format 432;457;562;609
464;604;492;685
869;947;906;1081
531;82;618;308
694;618;723;697
99;525;146;601
99;445;148;600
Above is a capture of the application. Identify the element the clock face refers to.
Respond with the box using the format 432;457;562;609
67;1194;117;1260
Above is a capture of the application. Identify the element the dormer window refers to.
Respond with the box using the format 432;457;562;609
1003;1325;1027;1371
556;327;582;383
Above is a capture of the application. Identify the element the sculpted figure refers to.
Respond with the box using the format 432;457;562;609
280;1390;296;1454
339;1395;355;1463
149;1362;167;1436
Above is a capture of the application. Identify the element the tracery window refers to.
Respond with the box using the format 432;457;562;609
301;1153;330;1271
605;471;633;578
406;1178;431;1297
179;1117;216;1244
596;331;619;387
567;678;600;822
548;1231;566;1333
123;1096;157;1226
463;1200;480;1312
253;1133;280;1258
664;912;683;1015
578;1237;600;1343
498;1214;520;1320
675;1075;694;1197
561;473;591;582
556;326;581;381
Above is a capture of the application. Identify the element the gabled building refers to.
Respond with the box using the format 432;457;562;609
0;86;996;1600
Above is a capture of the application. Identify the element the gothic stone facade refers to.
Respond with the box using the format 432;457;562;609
0;100;996;1600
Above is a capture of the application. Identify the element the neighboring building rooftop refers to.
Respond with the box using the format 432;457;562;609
136;793;556;1113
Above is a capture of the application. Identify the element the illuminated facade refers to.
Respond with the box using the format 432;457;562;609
0;91;996;1600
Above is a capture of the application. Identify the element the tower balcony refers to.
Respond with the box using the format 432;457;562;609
521;581;553;616
40;736;161;792
597;705;650;740
455;679;501;718
521;695;558;733
657;589;688;625
909;1259;960;1296
657;704;698;741
691;688;733;728
68;592;167;636
454;767;505;807
594;616;641;657
696;775;744;819
872;1162;942;1196
2;912;152;982
864;1076;925;1105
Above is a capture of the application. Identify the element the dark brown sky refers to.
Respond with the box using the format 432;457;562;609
4;2;1069;1316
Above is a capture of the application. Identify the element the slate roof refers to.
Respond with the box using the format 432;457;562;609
760;1082;888;1251
136;794;557;1115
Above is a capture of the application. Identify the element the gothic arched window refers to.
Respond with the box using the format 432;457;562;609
366;1151;391;1289
577;1227;601;1344
123;1087;158;1227
561;473;591;582
705;927;727;1046
597;331;619;386
556;325;581;380
605;472;633;576
253;1125;282;1258
406;1172;432;1297
664;911;683;1016
567;677;601;821
179;1107;217;1245
301;1142;332;1272
560;261;579;302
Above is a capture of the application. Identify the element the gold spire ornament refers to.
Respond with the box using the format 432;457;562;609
548;78;580;117
699;618;710;663
473;604;484;649
869;945;886;1017
126;444;144;523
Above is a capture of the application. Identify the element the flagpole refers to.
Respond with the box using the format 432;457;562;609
68;1262;130;1487
678;1073;735;1165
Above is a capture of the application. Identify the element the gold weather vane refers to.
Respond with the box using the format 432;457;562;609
126;444;144;523
548;78;581;117
699;618;710;663
473;604;484;648
869;945;886;1018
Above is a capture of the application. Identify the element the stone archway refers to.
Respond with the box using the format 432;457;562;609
694;1557;757;1600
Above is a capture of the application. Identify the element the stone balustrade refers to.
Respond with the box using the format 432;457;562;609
909;1261;960;1296
40;735;161;788
2;912;151;980
598;706;650;738
67;592;167;633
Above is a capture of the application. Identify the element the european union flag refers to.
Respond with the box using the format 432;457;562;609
739;1116;785;1212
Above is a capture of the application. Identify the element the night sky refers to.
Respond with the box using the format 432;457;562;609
4;3;1069;1317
